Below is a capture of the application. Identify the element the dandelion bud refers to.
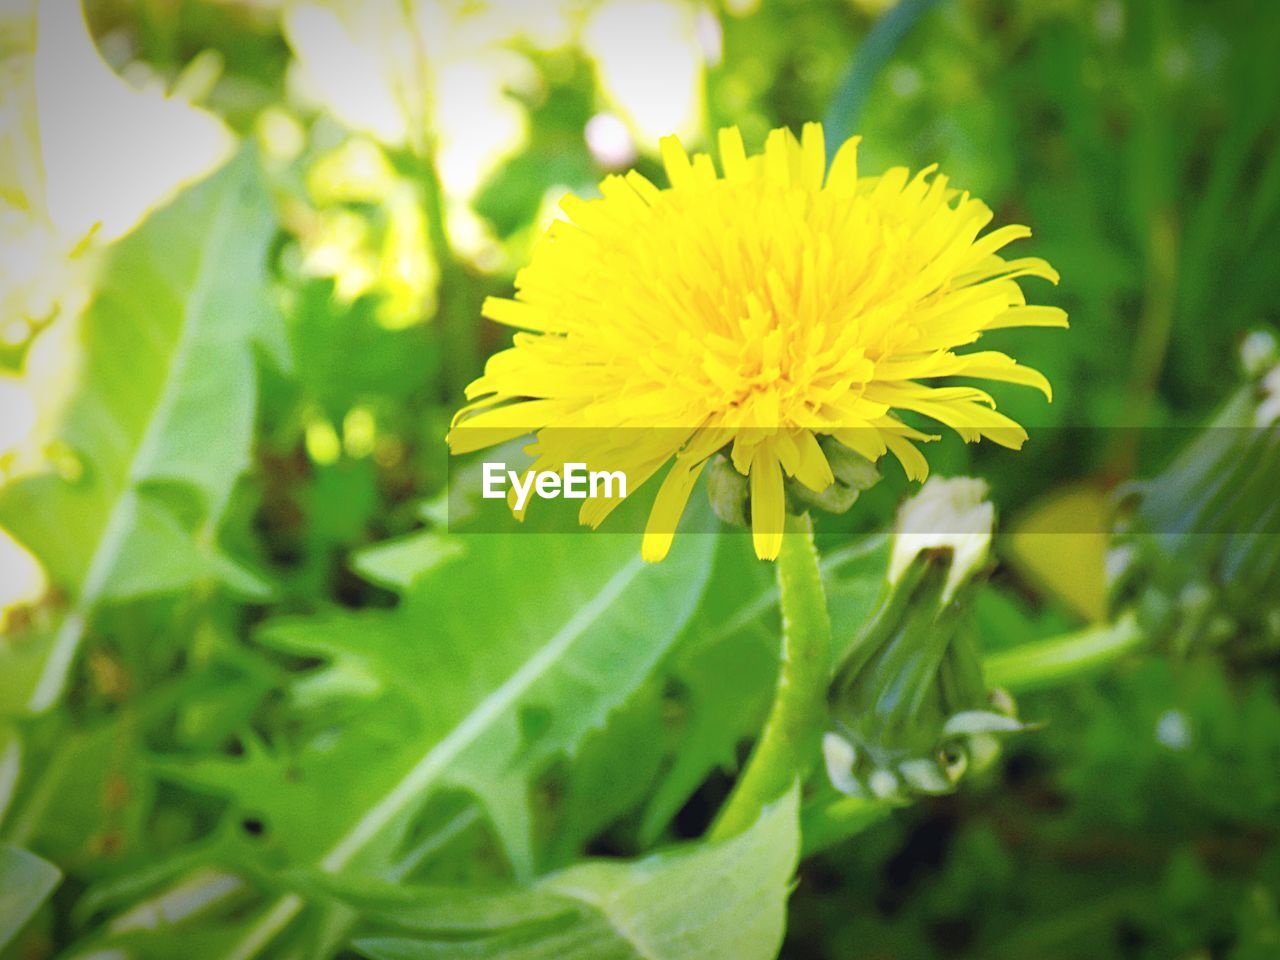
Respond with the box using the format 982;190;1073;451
824;478;1027;800
788;437;881;516
710;437;881;530
707;453;750;528
1109;331;1280;657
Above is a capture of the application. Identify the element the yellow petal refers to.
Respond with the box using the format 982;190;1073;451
447;400;563;453
800;122;825;191
830;424;888;462
872;414;940;444
642;456;708;562
963;224;1032;267
718;126;748;181
956;255;1060;288
985;305;1070;330
750;445;786;561
945;351;1054;401
482;297;557;331
660;135;693;190
867;384;1027;448
624;170;662;203
763;127;797;187
884;434;929;482
826;134;861;193
789;429;836;492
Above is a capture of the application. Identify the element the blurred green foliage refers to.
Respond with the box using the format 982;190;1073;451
0;0;1278;958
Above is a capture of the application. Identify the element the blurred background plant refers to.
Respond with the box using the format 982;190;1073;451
0;0;1278;958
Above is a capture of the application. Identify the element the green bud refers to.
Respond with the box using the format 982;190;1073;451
824;478;1028;801
708;438;882;531
1109;330;1280;657
706;453;749;528
788;437;881;515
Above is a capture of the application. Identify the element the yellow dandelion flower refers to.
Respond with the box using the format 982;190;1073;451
448;123;1066;562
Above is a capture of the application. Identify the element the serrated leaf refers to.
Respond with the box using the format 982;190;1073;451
542;683;669;869
353;788;800;960
351;530;463;593
158;526;714;958
0;149;283;713
1;845;61;952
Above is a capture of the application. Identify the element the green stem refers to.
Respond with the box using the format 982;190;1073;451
710;512;832;841
824;0;941;153
982;611;1145;694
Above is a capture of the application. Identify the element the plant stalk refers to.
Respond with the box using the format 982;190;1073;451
710;512;832;841
983;611;1145;693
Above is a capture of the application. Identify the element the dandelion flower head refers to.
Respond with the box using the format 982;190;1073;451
449;123;1066;561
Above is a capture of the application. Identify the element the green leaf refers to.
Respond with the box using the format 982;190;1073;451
157;528;714;953
281;870;579;936
0;148;283;713
0;845;61;952
354;788;800;960
2;675;198;869
351;529;463;593
542;684;669;869
288;280;436;422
